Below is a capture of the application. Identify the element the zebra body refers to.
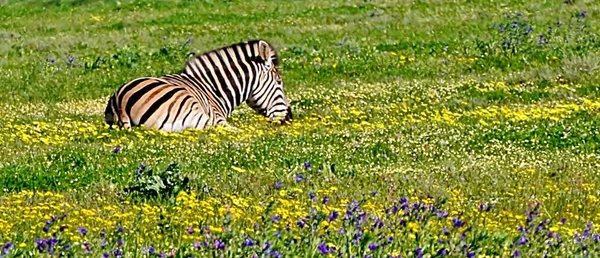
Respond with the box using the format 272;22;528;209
104;39;292;132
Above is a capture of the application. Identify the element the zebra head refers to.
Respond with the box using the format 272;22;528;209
246;40;293;124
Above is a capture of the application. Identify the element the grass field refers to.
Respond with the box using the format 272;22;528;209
1;0;600;257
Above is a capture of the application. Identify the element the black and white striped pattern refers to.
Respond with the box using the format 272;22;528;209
104;39;292;132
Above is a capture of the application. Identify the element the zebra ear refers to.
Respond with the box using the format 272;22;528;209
258;40;274;68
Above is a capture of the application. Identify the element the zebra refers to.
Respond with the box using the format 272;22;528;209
104;39;292;132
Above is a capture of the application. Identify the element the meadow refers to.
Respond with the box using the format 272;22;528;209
1;0;600;257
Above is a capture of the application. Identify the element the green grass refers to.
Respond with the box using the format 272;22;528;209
1;0;600;257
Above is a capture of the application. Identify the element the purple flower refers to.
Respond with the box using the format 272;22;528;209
187;227;194;234
117;225;125;233
117;239;123;246
271;251;281;258
438;248;447;256
368;243;378;251
243;238;254;247
517;235;527;246
467;251;475;257
272;214;281;222
78;227;87;236
296;220;306;228
295;174;304;182
43;227;49;233
194;242;201;249
437;211;449;218
149;247;156;254
100;231;106;238
275;182;283;189
387;236;394;243
318;242;329;255
561;218;566;224
113;146;121;153
214;239;225;249
309;191;316;200
329;211;339;222
416;247;423;258
103;252;110;258
452;217;464;228
579;11;587;18
513;250;520;257
323;196;330;204
304;161;311;169
442;228;449;235
2;242;13;252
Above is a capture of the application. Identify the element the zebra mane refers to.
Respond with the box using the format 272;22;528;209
182;39;280;72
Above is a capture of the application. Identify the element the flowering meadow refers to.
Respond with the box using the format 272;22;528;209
1;0;600;257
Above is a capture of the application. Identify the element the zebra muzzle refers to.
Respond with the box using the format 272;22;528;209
282;106;293;123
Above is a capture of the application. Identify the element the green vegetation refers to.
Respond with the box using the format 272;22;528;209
1;0;599;257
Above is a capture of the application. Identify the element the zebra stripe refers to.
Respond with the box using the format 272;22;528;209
104;39;292;132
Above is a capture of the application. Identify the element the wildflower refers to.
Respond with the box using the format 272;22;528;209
415;247;423;258
296;219;306;228
103;253;110;258
467;251;475;257
100;231;106;238
214;239;225;249
187;227;194;234
329;211;339;222
78;227;88;236
272;214;281;222
271;251;281;258
323;196;330;204
517;235;527;246
113;146;121;153
579;11;587;18
513;250;520;257
442;228;450;235
309;191;316;200
243;238;254;247
318;242;329;255
117;239;123;246
117;225;124;233
368;243;378;251
275;182;283;189
438;248;447;256
304;161;311;169
452;217;464;228
295;174;304;182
